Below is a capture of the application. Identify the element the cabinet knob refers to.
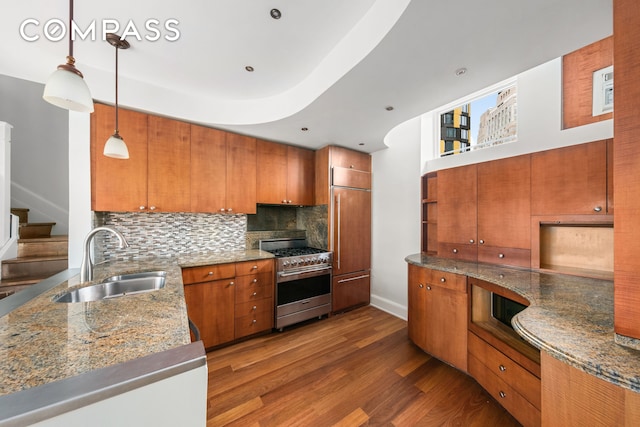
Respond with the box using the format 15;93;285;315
149;206;156;211
139;206;146;210
252;319;257;324
220;208;226;212
426;286;432;291
227;208;233;213
252;265;258;270
252;306;257;310
287;200;292;204
282;200;287;204
499;364;506;372
479;239;484;245
208;271;213;276
418;283;424;288
469;239;475;244
252;292;257;296
440;277;446;283
594;206;603;212
229;281;235;286
498;253;505;259
499;391;506;399
252;278;258;283
452;248;458;254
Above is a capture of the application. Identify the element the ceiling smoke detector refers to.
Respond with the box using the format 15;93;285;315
245;66;255;72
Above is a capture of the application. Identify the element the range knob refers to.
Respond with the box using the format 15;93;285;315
311;257;318;264
282;260;289;267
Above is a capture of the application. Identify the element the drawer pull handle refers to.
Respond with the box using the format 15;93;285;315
426;286;432;291
499;365;506;372
208;272;213;276
452;248;458;254
252;306;257;310
469;239;474;244
252;319;257;324
499;391;506;399
252;292;257;296
498;253;505;259
419;284;424;289
440;277;446;283
252;265;258;270
229;281;235;286
337;274;370;284
253;278;258;283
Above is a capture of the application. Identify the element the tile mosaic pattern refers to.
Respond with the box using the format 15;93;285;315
93;212;247;262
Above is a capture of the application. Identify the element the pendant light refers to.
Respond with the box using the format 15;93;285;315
103;33;130;159
42;0;94;113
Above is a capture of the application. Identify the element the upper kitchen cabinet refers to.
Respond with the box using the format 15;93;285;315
328;146;372;172
477;155;531;268
147;115;191;212
191;125;257;214
256;140;315;206
92;105;191;212
91;103;148;212
531;140;611;216
437;164;478;262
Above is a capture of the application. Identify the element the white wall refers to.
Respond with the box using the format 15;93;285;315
370;57;613;320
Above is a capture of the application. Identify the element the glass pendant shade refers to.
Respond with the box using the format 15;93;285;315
103;132;129;159
43;60;94;113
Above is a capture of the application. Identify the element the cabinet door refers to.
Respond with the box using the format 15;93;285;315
531;140;607;215
332;271;370;313
147;115;191;212
437;164;478;261
330;146;371;172
190;125;227;213
226;133;257;214
408;264;428;349
91;104;148;212
256;140;288;205
332;187;371;275
183;278;235;348
477;155;531;267
287;145;315;205
425;284;468;372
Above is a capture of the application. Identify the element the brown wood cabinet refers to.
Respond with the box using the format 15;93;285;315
91;104;191;212
437;164;478;262
182;259;274;349
182;264;236;349
541;351;640;426
190;125;257;214
531;140;610;216
614;0;640;341
91;104;148;212
407;264;468;371
477;154;531;268
256;140;315;206
316;146;372;313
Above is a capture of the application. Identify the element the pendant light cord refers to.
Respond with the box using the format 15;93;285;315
68;0;74;59
114;42;119;133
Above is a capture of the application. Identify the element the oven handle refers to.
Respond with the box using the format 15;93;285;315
337;274;370;284
277;266;332;281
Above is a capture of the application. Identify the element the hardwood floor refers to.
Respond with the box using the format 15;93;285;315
206;306;521;426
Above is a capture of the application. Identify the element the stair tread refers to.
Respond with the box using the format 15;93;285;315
2;255;68;264
20;222;56;227
18;235;68;243
0;276;50;287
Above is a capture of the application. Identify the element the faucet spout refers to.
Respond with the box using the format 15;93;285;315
79;226;130;283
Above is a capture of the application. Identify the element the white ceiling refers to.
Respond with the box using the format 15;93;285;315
1;0;612;153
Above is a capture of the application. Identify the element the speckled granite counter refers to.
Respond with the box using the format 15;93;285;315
0;249;273;399
405;254;640;393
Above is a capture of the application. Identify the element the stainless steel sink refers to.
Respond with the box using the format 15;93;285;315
55;271;167;303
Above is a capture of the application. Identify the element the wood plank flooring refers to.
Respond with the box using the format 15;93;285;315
206;306;521;426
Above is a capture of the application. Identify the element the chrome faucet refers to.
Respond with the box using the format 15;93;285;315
80;226;130;283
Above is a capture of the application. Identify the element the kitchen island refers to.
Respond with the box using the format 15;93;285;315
405;253;640;393
0;249;273;426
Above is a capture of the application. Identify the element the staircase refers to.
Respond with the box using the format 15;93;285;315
0;208;68;299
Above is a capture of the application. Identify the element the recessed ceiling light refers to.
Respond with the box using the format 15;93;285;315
245;66;254;72
270;9;282;19
455;67;467;76
301;127;308;131
385;106;394;111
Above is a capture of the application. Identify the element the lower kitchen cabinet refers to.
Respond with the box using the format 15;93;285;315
182;259;274;349
332;271;370;313
468;332;541;427
407;264;468;371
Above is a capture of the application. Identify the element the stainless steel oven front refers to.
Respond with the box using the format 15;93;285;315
275;265;332;330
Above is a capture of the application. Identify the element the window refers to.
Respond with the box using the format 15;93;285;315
437;82;518;157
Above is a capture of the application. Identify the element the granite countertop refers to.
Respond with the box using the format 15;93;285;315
0;249;274;398
405;253;640;393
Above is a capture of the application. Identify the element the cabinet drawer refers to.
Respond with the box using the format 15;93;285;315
468;332;540;409
469;353;541;427
235;273;273;303
235;299;274;318
438;242;478;263
478;246;531;268
236;259;273;276
426;270;467;293
235;300;274;338
333;272;370;312
182;263;235;284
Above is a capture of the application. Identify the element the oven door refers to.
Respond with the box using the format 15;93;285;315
275;267;332;329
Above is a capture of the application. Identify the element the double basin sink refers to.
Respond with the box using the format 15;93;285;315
55;271;167;303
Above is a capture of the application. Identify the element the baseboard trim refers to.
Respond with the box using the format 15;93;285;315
370;294;407;321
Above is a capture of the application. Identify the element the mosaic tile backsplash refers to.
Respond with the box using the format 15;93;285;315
93;211;247;263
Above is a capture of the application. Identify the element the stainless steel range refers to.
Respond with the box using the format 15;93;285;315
260;238;332;330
